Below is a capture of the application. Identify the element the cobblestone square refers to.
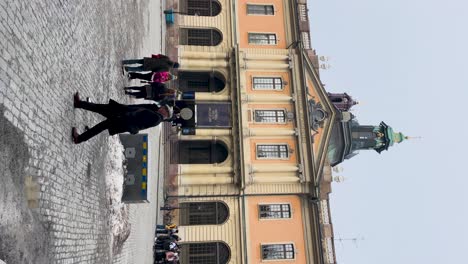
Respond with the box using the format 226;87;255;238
0;1;165;263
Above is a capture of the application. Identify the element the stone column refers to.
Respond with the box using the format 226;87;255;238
194;129;232;136
245;94;292;102
253;175;299;183
179;164;233;174
251;171;299;183
244;54;289;61
251;164;300;173
195;93;230;101
181;51;229;60
248;128;296;137
245;62;289;70
180;59;228;68
180;174;233;185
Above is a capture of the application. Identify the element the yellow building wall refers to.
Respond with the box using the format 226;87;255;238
237;0;287;49
247;195;307;264
178;197;242;264
178;0;233;51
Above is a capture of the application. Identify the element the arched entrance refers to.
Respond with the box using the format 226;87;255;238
181;0;222;16
180;242;231;264
180;201;229;225
180;28;223;46
178;71;226;93
177;140;228;164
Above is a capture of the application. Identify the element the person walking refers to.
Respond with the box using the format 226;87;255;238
124;82;179;102
156;228;178;235
154;251;178;263
154;240;178;251
128;71;177;83
122;54;180;73
71;92;173;144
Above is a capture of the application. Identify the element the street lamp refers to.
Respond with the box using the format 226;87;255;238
164;9;199;16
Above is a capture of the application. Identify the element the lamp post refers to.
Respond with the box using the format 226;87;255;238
164;9;198;16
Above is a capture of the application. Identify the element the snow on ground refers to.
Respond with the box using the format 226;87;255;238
104;136;131;255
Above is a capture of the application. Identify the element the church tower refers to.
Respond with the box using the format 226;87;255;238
326;93;406;166
349;121;407;153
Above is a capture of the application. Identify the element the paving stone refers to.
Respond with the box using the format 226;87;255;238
0;0;154;263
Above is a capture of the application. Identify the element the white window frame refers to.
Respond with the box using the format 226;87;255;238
248;32;278;45
252;76;284;90
253;109;287;124
246;3;275;15
256;143;289;160
258;203;292;220
260;242;296;261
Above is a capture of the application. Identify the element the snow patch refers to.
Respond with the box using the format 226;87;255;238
104;135;131;255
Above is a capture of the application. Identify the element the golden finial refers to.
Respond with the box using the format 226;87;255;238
405;136;422;140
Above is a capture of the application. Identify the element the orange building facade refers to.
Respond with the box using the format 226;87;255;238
164;0;338;263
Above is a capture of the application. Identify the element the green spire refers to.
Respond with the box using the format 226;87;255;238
392;132;406;144
384;125;406;146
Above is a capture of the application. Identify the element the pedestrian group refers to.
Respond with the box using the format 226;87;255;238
72;54;180;144
153;223;181;264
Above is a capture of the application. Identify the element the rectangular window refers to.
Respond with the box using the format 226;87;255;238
262;244;295;260
257;144;288;159
248;33;277;45
247;4;274;15
253;77;283;90
259;204;291;219
254;110;285;123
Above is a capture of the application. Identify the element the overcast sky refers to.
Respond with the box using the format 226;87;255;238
307;0;468;263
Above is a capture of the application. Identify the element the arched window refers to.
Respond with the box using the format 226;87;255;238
178;71;226;92
180;242;231;264
181;0;222;16
180;202;229;225
180;28;223;46
177;140;229;164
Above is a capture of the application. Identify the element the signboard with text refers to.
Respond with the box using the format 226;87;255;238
196;102;231;128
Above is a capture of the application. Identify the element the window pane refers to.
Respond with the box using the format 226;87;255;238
248;33;277;45
254;110;285;123
247;4;274;15
259;204;291;219
262;244;294;260
257;145;288;158
253;77;283;90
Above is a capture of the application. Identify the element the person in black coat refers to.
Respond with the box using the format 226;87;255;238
122;54;180;72
71;92;173;144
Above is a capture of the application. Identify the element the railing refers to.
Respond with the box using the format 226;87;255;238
298;4;308;21
301;32;311;49
323;237;336;264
